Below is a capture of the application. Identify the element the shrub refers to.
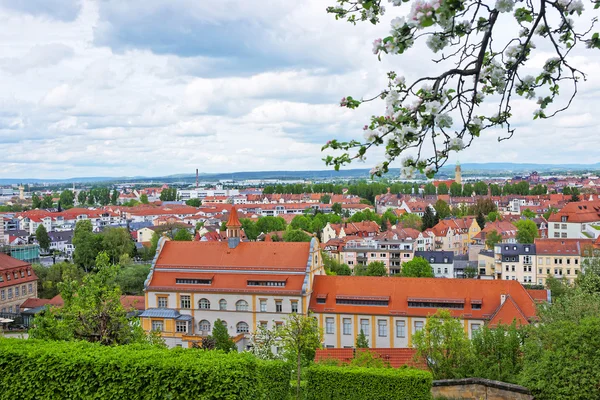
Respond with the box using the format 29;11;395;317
305;364;432;400
0;339;287;400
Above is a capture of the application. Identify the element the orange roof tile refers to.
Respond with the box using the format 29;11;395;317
309;276;537;323
548;201;600;223
155;240;311;271
226;206;242;228
488;297;530;327
534;238;594;255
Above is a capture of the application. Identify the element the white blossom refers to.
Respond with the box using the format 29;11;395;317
391;17;406;31
424;165;436;176
400;166;416;179
386;90;400;109
402;155;415;167
372;38;382;54
388;0;403;5
408;0;435;28
364;130;379;141
505;45;521;63
558;0;584;14
436;113;453;128
426;34;449;52
394;75;406;86
370;162;385;175
449;137;465;151
519;28;529;37
424;100;442;115
471;117;482;127
495;0;515;13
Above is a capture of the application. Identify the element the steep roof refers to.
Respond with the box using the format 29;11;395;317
0;253;30;270
488;296;530;327
155;240;311;271
226;206;242;228
548;201;600;223
309;276;537;323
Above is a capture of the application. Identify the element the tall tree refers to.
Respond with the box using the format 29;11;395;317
31;193;42;209
515;219;539;244
462;183;474;197
110;189;119;205
437;183;448;195
77;191;87;206
277;313;322;400
485;230;503;249
449;182;462;197
356;329;369;348
35;224;51;253
421;207;439;231
398;257;434;278
173;229;192;241
283;229;312;242
32;262;85;299
476;211;486;230
331;202;342;215
424;183;437;195
102;227;135;264
365;261;388;276
434;199;451;219
210;318;237;353
398;213;422;230
473;181;488;196
186;198;202;207
59;190;74;209
73;220;103;271
41;194;54;209
140;194;149;204
489;184;502;196
320;194;331;204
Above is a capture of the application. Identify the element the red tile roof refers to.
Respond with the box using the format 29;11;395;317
155;240;311;271
227;206;242;228
0;253;30;270
548;201;600;223
534;238;594;255
488;297;529;327
309;276;537;324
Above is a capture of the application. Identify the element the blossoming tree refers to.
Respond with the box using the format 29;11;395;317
323;0;599;177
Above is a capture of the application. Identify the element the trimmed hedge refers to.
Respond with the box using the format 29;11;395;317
0;339;288;400
305;365;432;400
257;359;291;399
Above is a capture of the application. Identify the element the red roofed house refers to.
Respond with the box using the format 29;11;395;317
0;253;38;314
140;206;325;349
548;200;600;239
321;221;380;244
534;238;594;285
310;276;541;349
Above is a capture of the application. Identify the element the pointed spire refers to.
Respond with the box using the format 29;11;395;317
227;206;242;228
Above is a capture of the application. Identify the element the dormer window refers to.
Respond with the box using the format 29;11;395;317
561;216;568;222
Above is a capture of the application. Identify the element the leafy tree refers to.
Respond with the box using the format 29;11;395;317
331;202;342;215
470;322;525;383
424;183;437;195
320;194;331;204
32;262;85;299
210;318;237;353
277;313;322;400
399;213;422;230
140;194;149;204
421;207;439;231
433;199;451;219
73;220;103;272
356;329;369;348
349;350;390;368
449;182;462;197
35;224;51;253
543;206;559;220
115;264;151;295
220;221;227;231
31;193;42;209
398;257;434;278
365;261;387;276
173;229;192;241
472;198;497;216
437;183;448;195
102;227;135;264
30;252;155;346
487;211;500;222
110;189;119;205
159;188;177;201
473;181;488;196
41;194;53;209
545;275;570;301
59;190;74;209
576;257;600;295
249;324;280;360
522;208;536;218
562;186;572;195
186;198;202;207
77;191;87;205
490;184;502;196
485;230;503;249
464;266;478;278
322;253;352;276
515;219;538;244
283;229;312;242
413;310;472;379
353;263;368;276
256;216;287;234
462;183;474;197
476;211;485;230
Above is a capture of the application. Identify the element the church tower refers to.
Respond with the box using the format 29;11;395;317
226;206;242;249
455;161;462;185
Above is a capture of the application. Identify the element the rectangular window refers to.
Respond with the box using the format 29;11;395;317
175;321;187;333
151;321;164;331
538;258;543;265
414;321;424;333
275;300;283;313
0;290;4;301
378;320;387;337
554;223;560;229
471;323;481;334
360;319;370;336
396;321;406;338
566;258;571;265
343;318;351;335
291;301;298;313
260;300;267;312
15;287;19;297
326;317;335;334
175;278;212;285
157;297;168;308
561;233;567;238
180;295;191;309
7;288;12;299
21;285;26;296
561;224;567;229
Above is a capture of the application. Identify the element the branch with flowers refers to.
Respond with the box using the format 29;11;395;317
323;0;599;178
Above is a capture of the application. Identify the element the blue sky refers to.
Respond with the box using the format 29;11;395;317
1;0;599;179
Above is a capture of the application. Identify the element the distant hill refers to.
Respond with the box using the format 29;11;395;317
1;162;599;185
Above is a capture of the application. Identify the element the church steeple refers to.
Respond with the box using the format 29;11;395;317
226;206;242;248
455;161;462;185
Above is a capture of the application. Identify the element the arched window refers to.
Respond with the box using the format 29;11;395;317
199;298;210;309
219;299;227;310
236;321;249;333
198;320;211;332
236;300;248;311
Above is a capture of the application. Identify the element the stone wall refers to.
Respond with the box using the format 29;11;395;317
431;378;532;400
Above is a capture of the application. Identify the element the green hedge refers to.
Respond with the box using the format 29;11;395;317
0;339;287;400
305;365;432;400
257;359;291;399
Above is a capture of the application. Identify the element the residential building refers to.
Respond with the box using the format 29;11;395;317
534;238;594;285
414;251;454;278
321;221;380;244
310;276;540;349
341;238;414;275
548;201;600;239
494;243;536;283
0;253;38;314
140;207;325;349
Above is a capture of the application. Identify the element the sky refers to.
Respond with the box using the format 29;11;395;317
1;0;599;179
